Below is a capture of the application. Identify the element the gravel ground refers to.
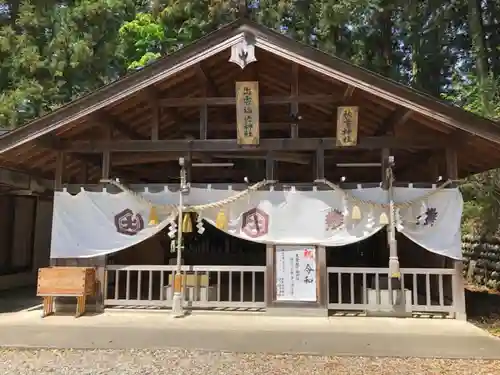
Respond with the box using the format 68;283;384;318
0;349;500;375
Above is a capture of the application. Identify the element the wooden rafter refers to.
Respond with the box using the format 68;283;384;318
374;107;413;136
195;63;220;96
94;112;146;140
342;85;355;102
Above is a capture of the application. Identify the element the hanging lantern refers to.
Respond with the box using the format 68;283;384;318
148;206;159;226
379;211;389;225
215;209;228;230
182;213;192;233
351;205;362;220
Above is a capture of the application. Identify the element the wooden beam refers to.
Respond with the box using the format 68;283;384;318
109;151;331;167
214;152;309;165
182;121;333;131
375;108;413;136
62;136;444;153
161;94;336;107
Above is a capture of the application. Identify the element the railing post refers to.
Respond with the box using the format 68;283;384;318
265;244;274;307
452;261;467;320
95;256;106;313
317;245;328;309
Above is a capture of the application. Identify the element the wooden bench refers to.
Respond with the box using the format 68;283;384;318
37;267;96;318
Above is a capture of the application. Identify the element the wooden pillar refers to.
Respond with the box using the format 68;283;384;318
381;148;390;189
265;153;274;309
446;148;466;320
315;144;325;180
54;151;65;190
380;148;390;255
151;96;159;141
101;124;112;181
265;244;273;307
290;64;299;138
199;79;208;140
317;245;328;310
94;126;112;312
51;152;65;266
265;152;275;180
79;162;88;184
93;255;106;313
315;145;328;311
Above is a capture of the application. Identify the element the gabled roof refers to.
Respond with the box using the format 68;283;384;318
1;18;500;155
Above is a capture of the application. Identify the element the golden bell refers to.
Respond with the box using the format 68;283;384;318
148;206;159;226
379;211;389;225
351;205;362;220
215;209;228;230
182;213;192;233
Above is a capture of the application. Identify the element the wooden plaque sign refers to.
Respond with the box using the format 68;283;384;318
236;81;260;145
336;106;359;146
37;267;96;318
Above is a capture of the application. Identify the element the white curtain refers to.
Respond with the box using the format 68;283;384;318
50;185;463;260
50;189;174;258
200;188;387;246
395;187;463;260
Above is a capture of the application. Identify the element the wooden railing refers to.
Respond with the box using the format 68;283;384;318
104;265;266;309
327;267;457;316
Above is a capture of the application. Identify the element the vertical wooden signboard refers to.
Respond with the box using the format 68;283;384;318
236;81;260;145
336;106;359;146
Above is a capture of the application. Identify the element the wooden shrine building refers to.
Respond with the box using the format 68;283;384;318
1;18;500;318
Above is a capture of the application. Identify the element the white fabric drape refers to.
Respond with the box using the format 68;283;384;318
50;186;463;260
50;189;174;258
200;188;387;246
394;187;463;260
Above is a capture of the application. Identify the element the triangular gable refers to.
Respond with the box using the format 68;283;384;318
1;18;500;154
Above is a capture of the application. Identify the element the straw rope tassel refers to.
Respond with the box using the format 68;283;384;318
182;213;192;233
379;211;389;225
148;206;159;226
351;205;362;220
215;209;228;230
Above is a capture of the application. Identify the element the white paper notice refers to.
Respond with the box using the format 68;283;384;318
275;246;317;302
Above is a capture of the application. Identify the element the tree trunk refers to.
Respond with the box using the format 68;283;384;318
468;0;492;116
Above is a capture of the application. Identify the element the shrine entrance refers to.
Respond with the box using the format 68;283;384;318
1;19;489;322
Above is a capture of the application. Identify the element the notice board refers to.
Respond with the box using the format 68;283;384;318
275;246;317;302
